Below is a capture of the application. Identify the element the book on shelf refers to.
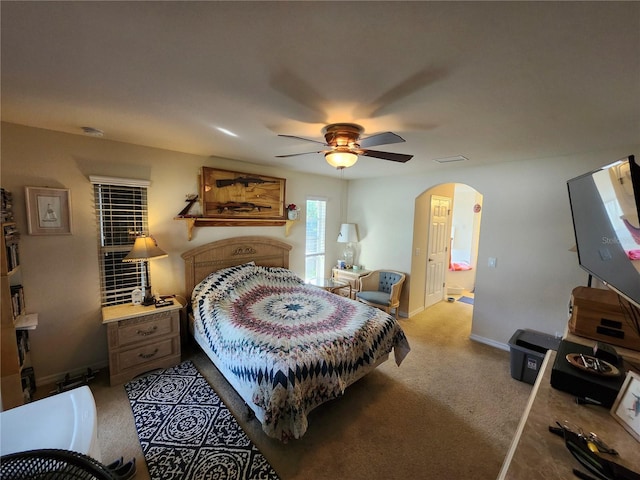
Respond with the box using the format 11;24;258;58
16;330;29;367
1;189;14;223
21;366;36;401
3;222;20;271
10;284;25;319
4;242;20;271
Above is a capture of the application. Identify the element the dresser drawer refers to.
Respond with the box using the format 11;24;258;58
116;310;178;348
108;334;181;385
117;337;177;370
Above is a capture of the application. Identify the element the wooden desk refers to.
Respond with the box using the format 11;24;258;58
498;350;640;479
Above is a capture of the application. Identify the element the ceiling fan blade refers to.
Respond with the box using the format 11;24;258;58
276;150;325;158
355;66;448;118
360;149;413;163
358;132;406;148
278;134;327;146
269;68;329;123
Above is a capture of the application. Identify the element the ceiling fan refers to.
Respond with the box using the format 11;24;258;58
276;123;413;169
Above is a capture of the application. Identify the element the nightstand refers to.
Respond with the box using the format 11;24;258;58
331;268;371;299
102;299;182;385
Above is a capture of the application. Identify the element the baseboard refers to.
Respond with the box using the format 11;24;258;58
36;360;109;388
469;333;509;352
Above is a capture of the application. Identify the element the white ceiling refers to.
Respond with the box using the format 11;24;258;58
2;1;639;179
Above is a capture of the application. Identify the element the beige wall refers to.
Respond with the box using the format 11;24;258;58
1;122;344;383
3;121;638;382
348;145;640;347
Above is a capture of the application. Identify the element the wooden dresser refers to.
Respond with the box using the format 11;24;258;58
102;299;182;385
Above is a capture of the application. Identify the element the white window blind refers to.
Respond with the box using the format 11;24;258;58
91;177;150;306
305;198;327;282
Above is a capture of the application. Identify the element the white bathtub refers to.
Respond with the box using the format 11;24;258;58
0;385;101;461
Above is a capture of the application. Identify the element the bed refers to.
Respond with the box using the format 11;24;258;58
182;236;410;441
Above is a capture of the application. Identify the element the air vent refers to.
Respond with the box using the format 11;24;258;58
433;155;468;164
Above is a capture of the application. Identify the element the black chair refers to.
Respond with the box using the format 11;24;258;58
1;449;120;480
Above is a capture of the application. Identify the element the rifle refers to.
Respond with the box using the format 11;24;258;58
213;202;273;213
177;195;198;217
215;177;279;188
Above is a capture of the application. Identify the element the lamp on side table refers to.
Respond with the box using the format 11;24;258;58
123;236;168;306
337;223;359;267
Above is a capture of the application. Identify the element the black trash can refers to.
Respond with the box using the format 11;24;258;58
509;329;561;384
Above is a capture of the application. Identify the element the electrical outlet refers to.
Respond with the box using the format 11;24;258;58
488;257;497;268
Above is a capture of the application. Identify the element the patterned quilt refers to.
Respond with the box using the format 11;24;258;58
192;263;410;441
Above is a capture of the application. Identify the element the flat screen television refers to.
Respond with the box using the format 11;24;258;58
567;154;640;311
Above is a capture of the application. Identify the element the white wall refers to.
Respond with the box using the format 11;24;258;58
1;122;344;383
446;184;482;293
450;185;480;264
348;146;640;347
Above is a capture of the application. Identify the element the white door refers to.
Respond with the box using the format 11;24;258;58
425;195;451;308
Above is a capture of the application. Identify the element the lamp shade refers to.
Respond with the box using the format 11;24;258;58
337;223;359;243
325;150;358;169
123;236;168;262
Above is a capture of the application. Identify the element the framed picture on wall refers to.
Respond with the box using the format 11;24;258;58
25;186;72;235
200;167;286;220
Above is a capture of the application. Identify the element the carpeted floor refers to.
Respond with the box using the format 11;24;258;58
125;361;279;480
92;299;532;479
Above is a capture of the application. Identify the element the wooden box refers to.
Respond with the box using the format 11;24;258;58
568;286;640;351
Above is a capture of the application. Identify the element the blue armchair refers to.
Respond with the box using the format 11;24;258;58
356;270;406;319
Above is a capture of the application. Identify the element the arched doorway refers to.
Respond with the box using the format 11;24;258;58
408;183;483;315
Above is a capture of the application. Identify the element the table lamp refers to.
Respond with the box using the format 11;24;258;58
337;223;359;267
123;236;168;306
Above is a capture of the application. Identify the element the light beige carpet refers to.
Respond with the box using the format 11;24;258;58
91;299;532;479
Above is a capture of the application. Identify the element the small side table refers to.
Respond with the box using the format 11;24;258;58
102;299;182;385
331;268;371;299
308;278;351;297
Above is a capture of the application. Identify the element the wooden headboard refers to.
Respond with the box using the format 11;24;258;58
181;236;292;296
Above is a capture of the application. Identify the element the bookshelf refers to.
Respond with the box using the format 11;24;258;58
1;190;37;410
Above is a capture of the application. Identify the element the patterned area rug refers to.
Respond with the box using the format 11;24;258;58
125;361;279;480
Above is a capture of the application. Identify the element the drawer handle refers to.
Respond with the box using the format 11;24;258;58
139;348;159;359
136;325;158;336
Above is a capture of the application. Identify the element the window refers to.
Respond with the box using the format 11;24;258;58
91;176;150;306
305;198;327;282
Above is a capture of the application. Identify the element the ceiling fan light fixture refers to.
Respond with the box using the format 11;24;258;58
278;122;411;165
325;150;358;169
